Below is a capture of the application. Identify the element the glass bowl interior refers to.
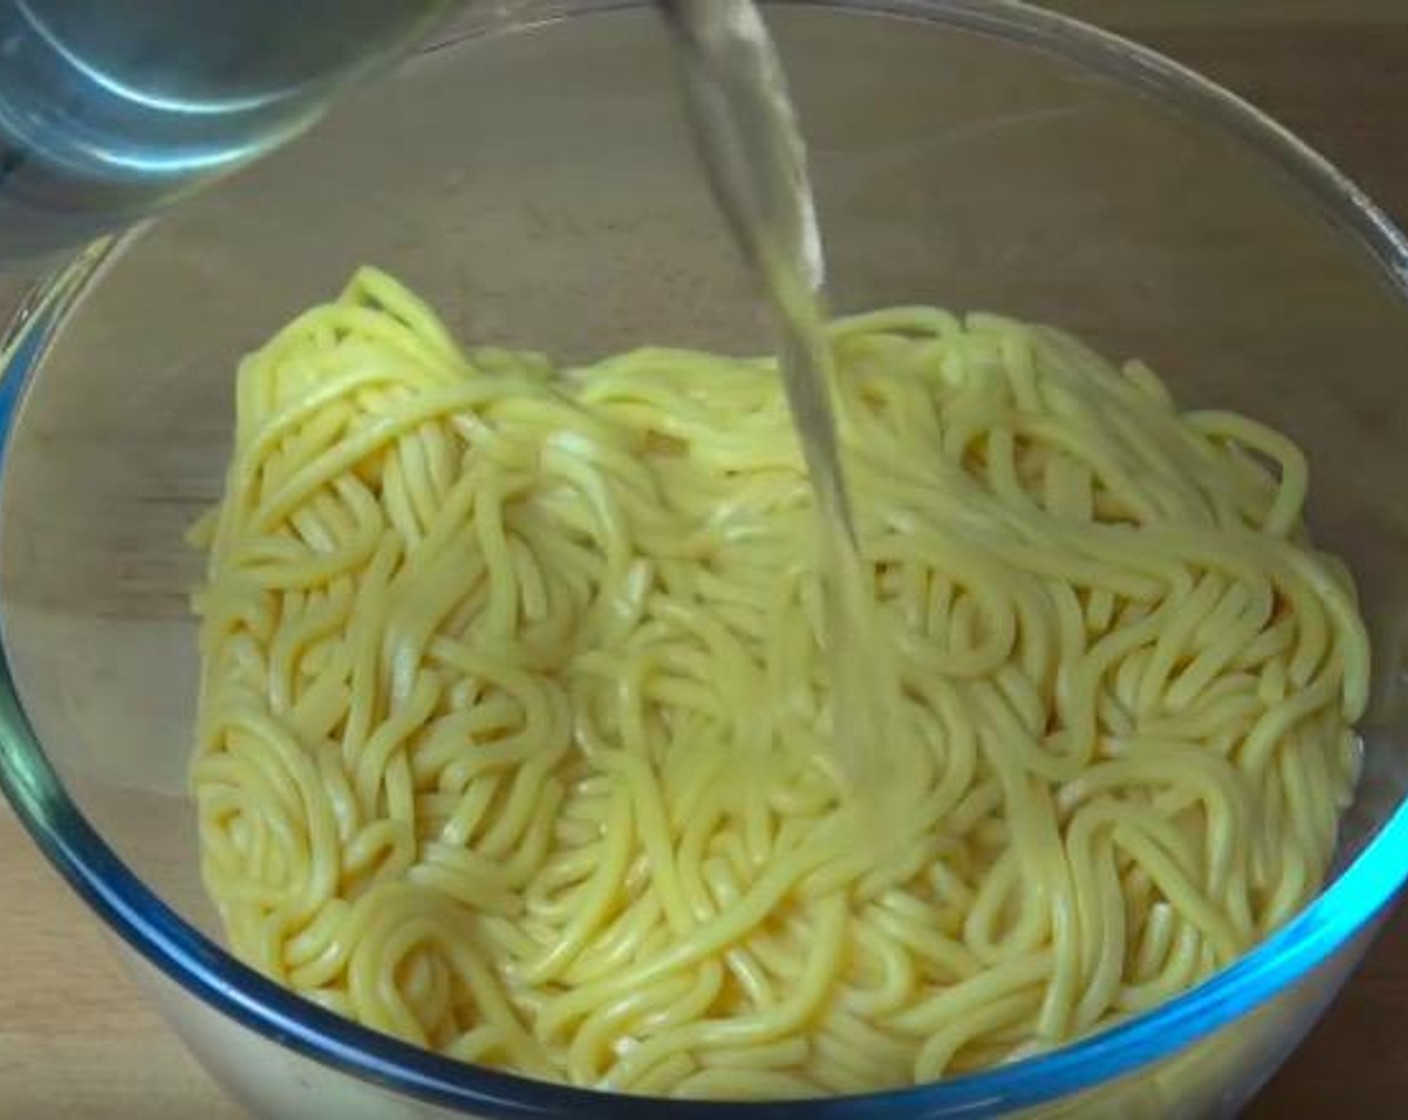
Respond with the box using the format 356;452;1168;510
4;1;1408;1114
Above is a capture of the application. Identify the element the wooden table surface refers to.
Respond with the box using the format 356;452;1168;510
5;3;1408;1117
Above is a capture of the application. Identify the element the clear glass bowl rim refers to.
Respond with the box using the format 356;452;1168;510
3;1;1408;1116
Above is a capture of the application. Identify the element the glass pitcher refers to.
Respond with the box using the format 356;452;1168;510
0;0;557;261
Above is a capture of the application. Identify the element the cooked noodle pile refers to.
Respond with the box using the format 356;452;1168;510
191;267;1367;1097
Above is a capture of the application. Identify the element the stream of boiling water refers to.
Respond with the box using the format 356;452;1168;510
657;0;900;805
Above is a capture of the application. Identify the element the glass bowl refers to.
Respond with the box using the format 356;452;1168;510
4;2;1408;1117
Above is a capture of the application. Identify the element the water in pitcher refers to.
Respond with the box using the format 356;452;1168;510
0;0;456;259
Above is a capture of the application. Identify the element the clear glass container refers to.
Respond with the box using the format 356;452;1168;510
0;0;464;258
3;2;1408;1116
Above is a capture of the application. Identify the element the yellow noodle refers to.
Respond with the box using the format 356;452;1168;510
193;267;1368;1097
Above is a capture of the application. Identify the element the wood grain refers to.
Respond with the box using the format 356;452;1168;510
3;4;1408;1118
0;809;240;1120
